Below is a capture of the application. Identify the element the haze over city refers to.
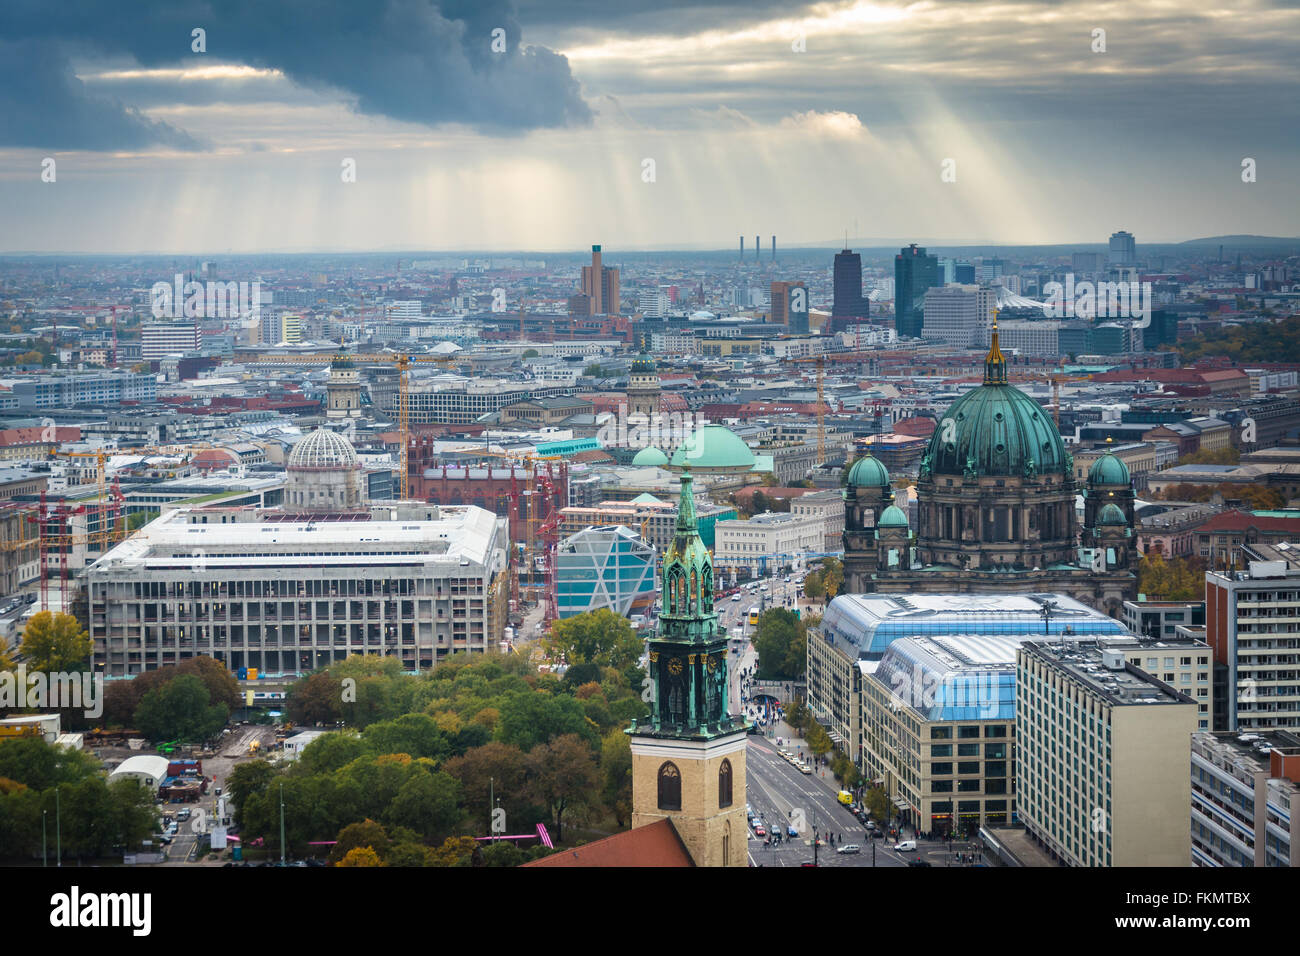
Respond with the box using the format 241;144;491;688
1;0;1297;253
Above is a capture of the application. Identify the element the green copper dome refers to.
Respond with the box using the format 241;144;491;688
847;453;890;489
1088;452;1130;486
1097;503;1128;526
924;384;1067;478
630;353;657;374
632;446;669;467
878;504;909;528
669;425;756;474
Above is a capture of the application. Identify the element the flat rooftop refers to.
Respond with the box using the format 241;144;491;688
86;504;503;572
1020;640;1194;707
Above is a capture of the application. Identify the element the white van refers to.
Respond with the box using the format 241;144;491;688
895;840;917;852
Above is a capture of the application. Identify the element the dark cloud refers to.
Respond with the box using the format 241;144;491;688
0;40;205;150
0;0;592;150
515;0;814;36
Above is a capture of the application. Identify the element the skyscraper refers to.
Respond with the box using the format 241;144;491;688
770;280;808;332
581;244;621;314
894;243;940;338
831;248;868;332
1108;231;1136;268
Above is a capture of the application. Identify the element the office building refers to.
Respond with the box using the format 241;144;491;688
770;281;808;333
1206;543;1300;732
85;501;509;677
0;371;157;409
555;525;657;620
141;322;201;361
1190;730;1300;867
581;245;621;315
1108;231;1137;268
920;284;996;347
713;511;824;576
894;244;940;338
831;249;868;332
1016;640;1197;866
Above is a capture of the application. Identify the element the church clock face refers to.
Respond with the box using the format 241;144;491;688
706;654;719;673
667;657;683;676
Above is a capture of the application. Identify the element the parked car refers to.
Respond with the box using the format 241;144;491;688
176;809;192;822
835;844;861;855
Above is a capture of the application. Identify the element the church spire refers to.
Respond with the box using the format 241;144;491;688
984;309;1007;385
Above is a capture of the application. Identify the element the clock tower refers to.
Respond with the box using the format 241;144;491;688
628;466;749;866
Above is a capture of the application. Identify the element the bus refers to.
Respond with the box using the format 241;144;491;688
747;607;760;627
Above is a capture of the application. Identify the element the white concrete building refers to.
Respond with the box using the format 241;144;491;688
714;511;824;575
85;502;509;677
142;322;201;361
921;284;996;347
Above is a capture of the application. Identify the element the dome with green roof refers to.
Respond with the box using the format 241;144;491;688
631;446;669;467
668;425;756;474
922;324;1068;479
1097;503;1128;526
1088;451;1130;486
878;503;910;528
847;453;890;489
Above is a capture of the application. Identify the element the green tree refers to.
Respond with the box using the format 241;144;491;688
496;691;596;752
521;349;539;359
134;673;229;744
362;713;451;761
784;697;811;736
806;721;833;759
443;741;534;833
753;608;807;681
863;786;892;824
525;733;600;842
226;759;278;824
600;729;633;828
19;612;92;672
384;769;461;842
287;671;344;725
546;609;642;670
480;840;526;867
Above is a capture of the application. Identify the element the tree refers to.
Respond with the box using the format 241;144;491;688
428;835;479;867
480;841;526;867
175;656;241;710
521;349;539;359
226;759;277;824
753;608;807;681
384;769;461;842
600;729;633;828
806;722;833;759
784;697;811;736
330;818;392;862
362;713;451;761
525;734;600;842
863;786;892;823
443;741;533;832
496;691;596;752
337;846;385;867
19;612;92;672
288;671;344;725
545;609;642;670
134;673;228;744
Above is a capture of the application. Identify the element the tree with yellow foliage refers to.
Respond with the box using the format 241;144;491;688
336;846;385;867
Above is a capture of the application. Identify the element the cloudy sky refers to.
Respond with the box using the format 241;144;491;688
1;0;1296;253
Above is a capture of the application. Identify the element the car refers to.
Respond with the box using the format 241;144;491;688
799;763;812;774
836;844;861;855
868;828;885;838
752;823;766;837
176;809;192;822
787;824;799;837
907;859;933;867
895;840;917;852
731;594;741;601
866;820;876;830
759;585;769;592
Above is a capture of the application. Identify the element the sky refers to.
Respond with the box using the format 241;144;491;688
0;0;1297;254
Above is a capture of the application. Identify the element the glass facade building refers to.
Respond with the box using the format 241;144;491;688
555;525;657;619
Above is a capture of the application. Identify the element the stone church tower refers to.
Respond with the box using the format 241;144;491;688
626;342;661;421
628;465;748;866
327;353;363;420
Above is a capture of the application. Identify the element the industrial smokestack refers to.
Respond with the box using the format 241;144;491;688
740;235;744;261
755;236;760;262
772;235;776;262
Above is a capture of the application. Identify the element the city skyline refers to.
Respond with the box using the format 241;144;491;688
0;0;1296;254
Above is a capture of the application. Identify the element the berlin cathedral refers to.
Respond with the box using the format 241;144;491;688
842;323;1138;616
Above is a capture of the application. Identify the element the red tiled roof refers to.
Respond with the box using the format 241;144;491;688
1196;510;1300;534
522;818;694;867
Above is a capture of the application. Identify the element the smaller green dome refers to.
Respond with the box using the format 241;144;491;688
848;453;890;489
632;446;668;467
878;504;909;528
1097;503;1127;526
1089;452;1130;485
669;425;756;474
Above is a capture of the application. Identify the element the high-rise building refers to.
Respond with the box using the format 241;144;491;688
919;284;996;347
1108;231;1137;268
141;322;201;361
581;244;621;314
628;468;749;866
831;249;868;332
769;280;808;332
1190;730;1300;867
1206;544;1300;732
1016;640;1198;866
894;244;940;338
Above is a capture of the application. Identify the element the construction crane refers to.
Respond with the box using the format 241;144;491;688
791;354;828;465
